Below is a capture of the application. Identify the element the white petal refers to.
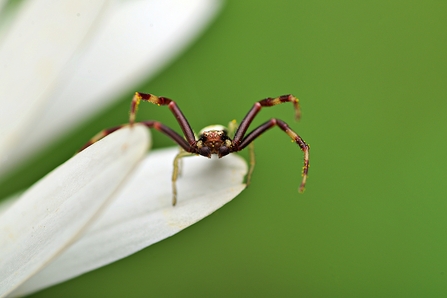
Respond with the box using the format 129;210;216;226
12;147;247;296
0;125;149;297
0;0;222;176
0;0;110;174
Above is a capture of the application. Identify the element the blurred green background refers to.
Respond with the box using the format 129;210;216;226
2;0;447;297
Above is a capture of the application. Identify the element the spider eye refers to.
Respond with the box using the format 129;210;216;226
198;146;211;158
218;146;230;158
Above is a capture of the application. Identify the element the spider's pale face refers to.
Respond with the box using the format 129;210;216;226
196;125;233;158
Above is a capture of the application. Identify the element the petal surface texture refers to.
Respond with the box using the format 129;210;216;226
12;148;247;296
0;125;149;296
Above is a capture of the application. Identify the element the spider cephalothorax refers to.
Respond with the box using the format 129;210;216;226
81;92;310;206
196;125;233;158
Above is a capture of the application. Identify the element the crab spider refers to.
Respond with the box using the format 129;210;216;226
80;92;310;206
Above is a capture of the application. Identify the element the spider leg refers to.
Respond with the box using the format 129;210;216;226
140;121;191;152
130;92;196;147
77;125;124;152
176;149;185;178
228;119;256;186
246;142;255;186
238;118;310;193
78;120;192;153
80;92;197;153
172;150;195;206
227;119;238;138
233;94;300;147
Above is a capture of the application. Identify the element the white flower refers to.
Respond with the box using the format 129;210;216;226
0;0;222;175
0;1;247;296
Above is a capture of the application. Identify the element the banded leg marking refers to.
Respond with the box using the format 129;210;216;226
78;125;124;152
258;94;301;120
233;94;301;146
130;92;172;125
239;118;309;192
130;92;196;146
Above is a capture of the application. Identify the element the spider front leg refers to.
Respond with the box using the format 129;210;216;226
130;92;196;146
79;92;197;153
237;118;310;193
233;94;301;148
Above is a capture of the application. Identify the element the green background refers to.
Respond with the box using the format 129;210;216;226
1;1;447;297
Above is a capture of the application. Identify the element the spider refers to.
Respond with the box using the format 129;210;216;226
80;92;310;206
